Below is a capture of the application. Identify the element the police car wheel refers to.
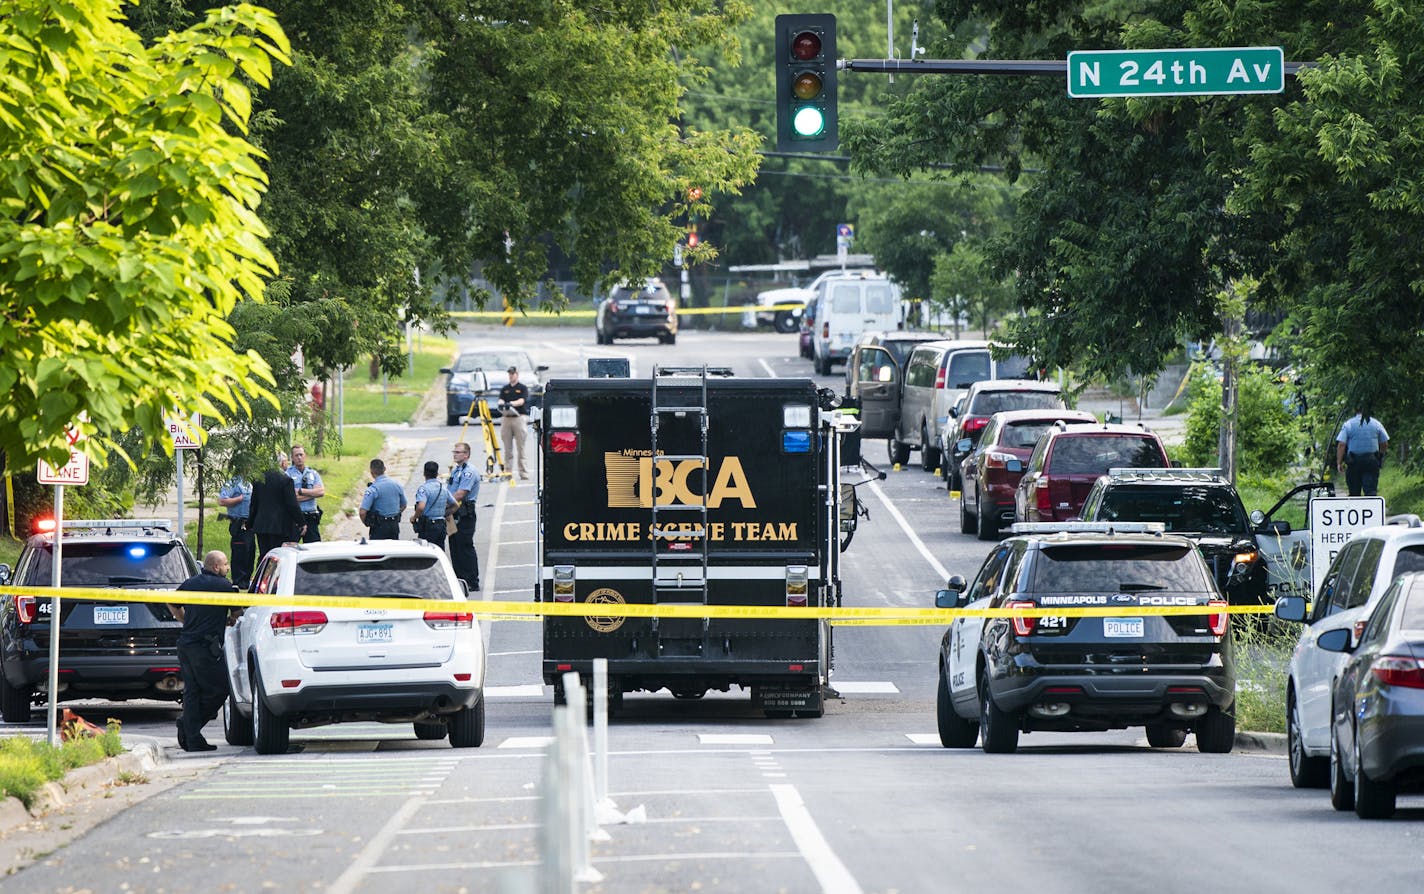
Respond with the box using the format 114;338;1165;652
978;678;1019;754
937;668;978;748
1194;704;1235;754
0;676;32;724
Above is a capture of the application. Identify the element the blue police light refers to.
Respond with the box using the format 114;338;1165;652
127;545;149;559
782;430;812;453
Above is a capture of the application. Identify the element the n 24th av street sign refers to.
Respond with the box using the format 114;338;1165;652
1067;47;1284;98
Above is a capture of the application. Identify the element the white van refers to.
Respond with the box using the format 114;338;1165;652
811;272;902;375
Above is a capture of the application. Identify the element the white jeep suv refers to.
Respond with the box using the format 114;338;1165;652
223;540;486;754
1275;515;1424;787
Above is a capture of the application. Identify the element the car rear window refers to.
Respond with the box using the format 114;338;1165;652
946;351;991;387
829;283;861;313
1096;485;1247;535
1030;543;1211;592
1402;585;1424;630
1003;421;1061;450
1392;545;1424;577
973;390;1063;416
294;557;455;600
26;541;194;587
455;353;528;373
994;354;1033;379
1047;435;1166;474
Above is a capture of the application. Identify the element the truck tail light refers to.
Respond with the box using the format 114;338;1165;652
550;431;579;453
553;565;575;603
270;611;327;635
16;596;36;624
1208;600;1228;637
1009;600;1037;637
1371;656;1424;689
423;611;474;629
1034;478;1052;514
786;565;809;607
821;321;829;339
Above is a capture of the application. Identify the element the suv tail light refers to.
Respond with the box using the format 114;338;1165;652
1207;599;1228;637
423;611;474;629
1034;478;1052;514
963;416;989;434
1009;600;1037;637
934;368;946;389
1371;656;1424;689
608;299;620;313
16;596;36;625
270;611;327;635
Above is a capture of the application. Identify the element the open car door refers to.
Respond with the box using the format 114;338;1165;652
852;346;900;439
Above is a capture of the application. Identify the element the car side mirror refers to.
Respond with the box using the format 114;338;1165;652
1006;459;1023;473
949;406;959;418
439;367;453;375
1249;509;1265;526
536;364;550;374
1273;595;1308;623
1316;628;1353;653
956;438;972;453
934;589;956;609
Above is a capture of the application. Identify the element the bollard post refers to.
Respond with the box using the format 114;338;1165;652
592;659;608;804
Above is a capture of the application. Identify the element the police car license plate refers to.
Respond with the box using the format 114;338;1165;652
94;606;129;625
357;623;393;644
1103;617;1144;638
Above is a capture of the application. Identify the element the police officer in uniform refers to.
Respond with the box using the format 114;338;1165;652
167;551;238;752
1336;406;1390;496
217;475;254;589
448;442;481;592
412;460;455;550
360;458;407;539
287;444;326;542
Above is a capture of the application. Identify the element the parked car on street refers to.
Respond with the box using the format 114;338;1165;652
933;522;1236;754
798;296;818;359
810;271;901;375
845;331;949;440
957;409;1097;539
1273;514;1424;789
1315;571;1424;819
1013;423;1171;524
442;348;547;426
943;379;1065;490
1;519;198;722
223;540;487;754
595;279;678;345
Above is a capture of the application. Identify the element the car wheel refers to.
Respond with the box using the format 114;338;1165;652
223;692;254;747
978;676;1019;754
1354;743;1397;819
888;437;911;466
774;312;798;334
1145;723;1187;748
1;675;32;724
250;668;290;755
920;425;941;472
446;413;460;426
1329;720;1355;811
937;667;979;748
414;721;448;741
449;697;485;748
664;333;677;345
958;488;976;535
976;496;1000;541
1288;688;1329;788
1194;704;1235;754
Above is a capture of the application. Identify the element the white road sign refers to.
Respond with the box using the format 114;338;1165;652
37;426;88;486
167;412;202;450
1310;496;1387;596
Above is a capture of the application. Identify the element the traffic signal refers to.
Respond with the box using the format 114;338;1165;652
775;14;837;152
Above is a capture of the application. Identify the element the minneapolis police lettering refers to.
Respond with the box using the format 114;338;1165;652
604;451;756;509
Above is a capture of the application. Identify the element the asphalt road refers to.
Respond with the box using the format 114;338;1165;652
5;324;1421;892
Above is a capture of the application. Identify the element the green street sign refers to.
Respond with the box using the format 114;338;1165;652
1067;47;1284;98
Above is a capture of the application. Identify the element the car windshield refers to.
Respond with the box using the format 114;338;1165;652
1096;485;1247;535
27;542;193;587
1030;544;1210;592
454;353;529;374
1048;436;1165;474
294;557;455;600
975;390;1062;415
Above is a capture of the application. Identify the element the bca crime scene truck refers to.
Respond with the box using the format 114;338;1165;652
537;367;860;718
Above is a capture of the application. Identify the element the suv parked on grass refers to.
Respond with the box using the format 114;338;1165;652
933;522;1235;753
222;539;487;753
1272;515;1424;788
1077;468;1271;604
943;379;1065;490
1014;423;1171;524
0;519;198;723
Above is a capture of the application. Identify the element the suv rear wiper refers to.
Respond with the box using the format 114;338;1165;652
1118;583;1167;591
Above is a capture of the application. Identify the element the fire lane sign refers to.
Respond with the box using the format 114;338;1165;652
1067;47;1285;98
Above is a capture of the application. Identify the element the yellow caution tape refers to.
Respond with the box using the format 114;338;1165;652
448;303;804;321
2;585;1278;625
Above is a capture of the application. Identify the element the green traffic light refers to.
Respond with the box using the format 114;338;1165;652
792;106;825;137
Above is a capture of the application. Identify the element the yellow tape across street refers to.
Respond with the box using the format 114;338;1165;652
2;584;1278;626
448;302;806;321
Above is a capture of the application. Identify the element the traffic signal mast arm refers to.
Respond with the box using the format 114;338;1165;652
840;58;1310;77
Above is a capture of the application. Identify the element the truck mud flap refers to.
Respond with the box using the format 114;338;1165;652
753;683;825;718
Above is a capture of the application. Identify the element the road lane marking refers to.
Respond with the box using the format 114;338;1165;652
499;736;556;748
828;681;899;694
865;479;950;582
759;357;778;378
771;784;865;894
488;649;541;656
905;734;941;745
327;795;426;894
485;684;547;697
698;734;774;745
366;853;803;873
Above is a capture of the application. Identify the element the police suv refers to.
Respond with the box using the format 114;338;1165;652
934;522;1236;754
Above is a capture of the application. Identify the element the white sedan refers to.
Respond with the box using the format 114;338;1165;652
222;540;486;754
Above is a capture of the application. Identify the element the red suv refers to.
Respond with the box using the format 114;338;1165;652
957;409;1097;539
1013;423;1172;523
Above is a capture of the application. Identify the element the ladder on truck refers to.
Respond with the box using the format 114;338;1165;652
648;366;730;655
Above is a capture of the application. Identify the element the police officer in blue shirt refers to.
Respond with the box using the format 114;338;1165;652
448;442;481;592
412;460;456;549
359;458;407;540
287;444;326;542
1336;407;1390;496
217;475;255;589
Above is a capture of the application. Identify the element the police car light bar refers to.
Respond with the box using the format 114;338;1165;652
59;519;173;531
1106;467;1224;481
1010;521;1166;535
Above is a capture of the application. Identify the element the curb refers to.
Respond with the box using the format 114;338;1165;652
0;740;166;835
1234;730;1286;755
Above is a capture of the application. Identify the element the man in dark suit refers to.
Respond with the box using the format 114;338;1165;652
248;463;306;563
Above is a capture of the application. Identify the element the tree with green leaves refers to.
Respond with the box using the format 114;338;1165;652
0;1;291;469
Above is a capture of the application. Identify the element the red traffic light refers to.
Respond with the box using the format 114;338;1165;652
687;186;703;201
687;231;700;248
791;30;821;61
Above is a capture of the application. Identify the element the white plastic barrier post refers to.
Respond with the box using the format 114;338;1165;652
592;659;608;804
537;709;573;894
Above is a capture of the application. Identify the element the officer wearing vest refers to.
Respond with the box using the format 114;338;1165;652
217;475;255;589
359;458;407;540
287;444;326;542
1336;407;1390;497
412;460;456;550
448;442;481;592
